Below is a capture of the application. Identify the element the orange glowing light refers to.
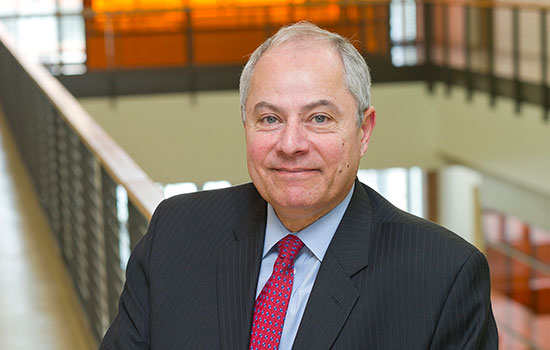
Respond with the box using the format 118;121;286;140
85;0;388;70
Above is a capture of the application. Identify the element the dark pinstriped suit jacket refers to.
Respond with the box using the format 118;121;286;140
100;180;498;349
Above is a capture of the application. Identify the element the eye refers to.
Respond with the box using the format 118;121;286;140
263;115;278;124
312;115;327;123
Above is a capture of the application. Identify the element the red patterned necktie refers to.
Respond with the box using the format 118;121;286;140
249;234;305;350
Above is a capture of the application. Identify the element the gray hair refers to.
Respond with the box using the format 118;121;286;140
239;21;371;127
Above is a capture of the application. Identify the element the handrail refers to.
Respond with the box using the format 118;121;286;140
0;23;163;219
0;20;163;343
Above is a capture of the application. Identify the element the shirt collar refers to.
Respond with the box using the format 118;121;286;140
263;184;355;262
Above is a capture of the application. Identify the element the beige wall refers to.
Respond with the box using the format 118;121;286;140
432;85;550;197
363;82;442;170
79;92;249;185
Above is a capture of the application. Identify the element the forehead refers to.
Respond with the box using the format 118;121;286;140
247;40;349;104
256;38;343;73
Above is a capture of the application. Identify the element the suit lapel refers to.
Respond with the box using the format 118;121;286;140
293;181;373;349
217;193;266;350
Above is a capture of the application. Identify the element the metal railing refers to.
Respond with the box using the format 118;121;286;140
1;0;547;120
423;0;550;120
0;23;163;342
483;208;550;349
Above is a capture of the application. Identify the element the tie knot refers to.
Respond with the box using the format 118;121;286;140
277;234;304;263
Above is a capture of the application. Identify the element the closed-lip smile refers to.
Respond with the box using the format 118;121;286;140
272;168;319;173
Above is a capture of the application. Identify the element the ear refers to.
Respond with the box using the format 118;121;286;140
359;106;376;156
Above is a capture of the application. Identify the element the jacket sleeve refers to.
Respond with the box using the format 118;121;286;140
430;250;499;349
99;200;163;350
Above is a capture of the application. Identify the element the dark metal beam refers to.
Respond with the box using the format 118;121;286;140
423;1;433;92
512;7;521;113
464;5;473;101
541;9;549;121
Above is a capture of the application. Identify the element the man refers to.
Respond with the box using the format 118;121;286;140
100;22;498;349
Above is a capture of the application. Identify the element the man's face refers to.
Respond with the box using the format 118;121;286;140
244;40;375;231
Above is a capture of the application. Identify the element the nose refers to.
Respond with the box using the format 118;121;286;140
277;121;309;156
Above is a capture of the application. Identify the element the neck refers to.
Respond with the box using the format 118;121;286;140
273;187;353;232
277;211;325;232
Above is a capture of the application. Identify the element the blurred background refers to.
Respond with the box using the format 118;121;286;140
0;0;549;348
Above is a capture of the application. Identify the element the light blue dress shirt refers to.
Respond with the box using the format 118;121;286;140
254;185;354;349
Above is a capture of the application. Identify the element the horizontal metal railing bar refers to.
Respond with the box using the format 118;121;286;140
432;67;550;110
56;61;416;97
0;23;163;220
495;321;544;350
487;241;550;275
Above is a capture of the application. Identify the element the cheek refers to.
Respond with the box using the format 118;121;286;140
319;136;361;171
321;139;348;163
247;137;270;164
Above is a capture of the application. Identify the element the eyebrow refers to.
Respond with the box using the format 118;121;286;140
301;99;342;115
253;99;342;115
253;101;282;115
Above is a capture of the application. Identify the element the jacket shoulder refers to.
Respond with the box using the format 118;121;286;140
153;182;260;221
143;182;263;251
361;182;479;260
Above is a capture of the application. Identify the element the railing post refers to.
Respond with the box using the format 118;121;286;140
102;168;124;322
382;1;391;62
263;6;272;40
423;0;433;92
34;92;46;201
19;75;33;172
512;6;521;113
83;145;109;341
55;0;63;74
128;201;148;251
487;6;496;106
185;7;196;97
27;78;41;187
464;4;473;101
541;9;549;121
68;132;90;306
443;2;451;94
44;106;62;243
57;119;73;265
104;13;118;104
358;3;366;56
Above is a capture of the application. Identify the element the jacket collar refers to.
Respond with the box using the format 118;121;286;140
293;180;373;349
217;180;374;349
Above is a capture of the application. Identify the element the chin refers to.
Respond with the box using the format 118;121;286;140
271;193;322;211
254;177;326;207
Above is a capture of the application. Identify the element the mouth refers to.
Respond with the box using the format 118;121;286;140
271;168;319;175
